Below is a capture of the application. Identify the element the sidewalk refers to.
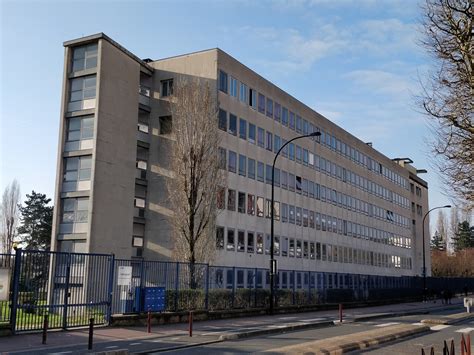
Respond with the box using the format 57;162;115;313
0;298;464;354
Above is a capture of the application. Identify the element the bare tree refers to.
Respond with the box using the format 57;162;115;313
166;79;223;289
419;0;473;207
436;209;449;251
448;206;460;250
1;180;21;254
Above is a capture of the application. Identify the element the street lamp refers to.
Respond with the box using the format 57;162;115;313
421;204;451;299
270;131;321;315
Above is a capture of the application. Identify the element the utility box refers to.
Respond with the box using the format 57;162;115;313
143;287;166;312
464;297;473;313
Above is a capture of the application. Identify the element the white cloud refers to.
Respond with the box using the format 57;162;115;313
344;69;417;96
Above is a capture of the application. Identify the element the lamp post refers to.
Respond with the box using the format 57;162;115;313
421;204;451;300
270;131;321;315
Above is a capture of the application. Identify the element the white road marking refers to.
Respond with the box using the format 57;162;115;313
299;318;325;322
412;322;425;326
267;324;287;328
455;327;474;333
105;346;119;349
129;342;142;346
170;337;180;340
430;325;451;331
375;322;401;327
201;332;221;336
150;339;163;342
278;317;297;320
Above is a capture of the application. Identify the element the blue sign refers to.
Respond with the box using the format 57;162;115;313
143;287;165;312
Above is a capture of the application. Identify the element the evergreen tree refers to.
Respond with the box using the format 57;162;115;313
17;191;53;250
431;231;445;251
452;221;474;252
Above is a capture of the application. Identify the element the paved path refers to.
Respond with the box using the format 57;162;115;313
0;298;465;354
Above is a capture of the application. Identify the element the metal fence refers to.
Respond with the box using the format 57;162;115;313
2;250;474;333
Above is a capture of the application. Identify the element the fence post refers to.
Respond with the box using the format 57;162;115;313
106;254;115;324
10;248;22;334
205;264;210;310
62;253;72;330
174;262;179;312
231;267;236;309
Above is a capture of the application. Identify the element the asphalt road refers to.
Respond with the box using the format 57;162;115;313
159;310;474;354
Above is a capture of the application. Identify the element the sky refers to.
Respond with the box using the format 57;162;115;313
0;0;458;230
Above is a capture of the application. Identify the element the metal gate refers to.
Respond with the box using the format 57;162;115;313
10;249;114;333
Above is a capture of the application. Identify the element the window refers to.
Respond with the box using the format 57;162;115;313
257;161;264;182
229;114;237;135
227;229;235;251
296;176;302;193
238;154;246;176
71;43;98;72
258;93;265;114
296;115;302;133
230;77;238;97
228;150;236;173
274;102;281;122
288;173;295;191
288;143;295;160
237;230;245;252
63;156;92;192
266;132;273;151
249;88;257;109
266;98;273;118
238;192;246;213
238;118;247;139
266;164;272;184
256;233;264;254
256;197;264;217
65;116;93;151
274;135;281;153
282;237;288;257
216;226;224;249
68;75;96;112
289;205;295;224
257;127;265;148
281;171;288;189
281;203;288;222
282;107;288;126
274;201;280;221
218;109;227;131
265;199;272;218
219;70;228;93
296;240;302;257
61;197;89;224
248;123;256;143
296;145;302;162
296;207;302;225
310;210;316;228
247;232;254;253
227;189;236;211
248;158;256;179
161;79;174;97
303;241;308;258
159;116;172;134
289;111;295;130
247;194;255;215
239;82;247;103
289;239;295;257
217;187;225;209
218;148;226;169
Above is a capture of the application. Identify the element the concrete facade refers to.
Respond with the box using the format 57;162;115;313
52;33;430;279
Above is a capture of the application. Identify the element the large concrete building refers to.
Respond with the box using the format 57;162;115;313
51;33;430;281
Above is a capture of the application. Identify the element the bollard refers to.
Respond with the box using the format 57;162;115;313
339;304;343;323
189;311;193;337
147;311;151;333
461;333;471;355
42;314;49;344
88;317;94;350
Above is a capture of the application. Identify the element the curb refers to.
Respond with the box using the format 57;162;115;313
133;340;223;354
421;312;474;325
218;320;335;341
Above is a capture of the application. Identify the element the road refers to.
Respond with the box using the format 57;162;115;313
1;299;470;354
159;310;474;354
